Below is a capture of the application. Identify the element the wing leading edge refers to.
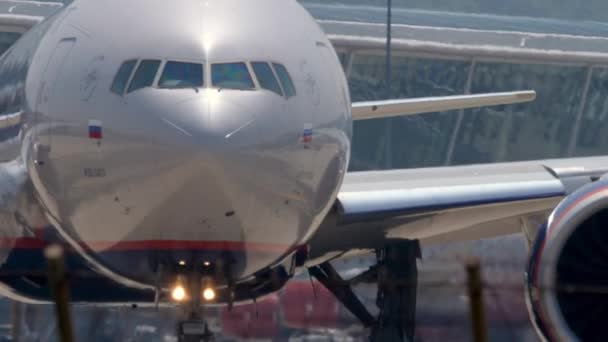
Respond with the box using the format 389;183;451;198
308;156;608;262
351;90;536;120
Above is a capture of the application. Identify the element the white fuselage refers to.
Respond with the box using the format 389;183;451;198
0;0;351;287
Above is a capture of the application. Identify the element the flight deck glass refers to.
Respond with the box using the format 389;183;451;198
110;60;137;95
272;63;296;98
251;62;283;95
158;61;203;89
211;62;255;90
127;59;161;93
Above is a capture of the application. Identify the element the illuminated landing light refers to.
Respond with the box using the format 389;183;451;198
203;288;215;301
179;260;186;266
203;261;211;267
172;285;187;301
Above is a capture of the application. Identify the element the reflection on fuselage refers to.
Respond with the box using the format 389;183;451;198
0;0;351;304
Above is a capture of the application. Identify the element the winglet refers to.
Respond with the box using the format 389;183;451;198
351;90;536;121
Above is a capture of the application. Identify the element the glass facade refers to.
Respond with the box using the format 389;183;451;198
454;62;587;164
0;32;20;56
306;2;608;171
341;51;608;170
574;68;608;157
349;54;471;170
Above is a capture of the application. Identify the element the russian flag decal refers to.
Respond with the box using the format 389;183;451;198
302;123;313;143
88;120;102;139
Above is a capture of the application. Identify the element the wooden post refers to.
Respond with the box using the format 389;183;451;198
466;259;488;342
45;244;74;342
11;301;22;342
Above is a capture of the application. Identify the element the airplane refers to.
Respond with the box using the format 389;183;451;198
0;0;604;341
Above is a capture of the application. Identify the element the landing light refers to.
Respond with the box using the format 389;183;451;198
172;285;187;301
203;288;215;301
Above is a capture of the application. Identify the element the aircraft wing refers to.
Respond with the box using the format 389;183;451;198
308;156;608;261
351;90;536;120
0;112;23;129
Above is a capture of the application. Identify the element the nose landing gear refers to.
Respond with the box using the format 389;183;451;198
177;316;214;342
175;274;215;342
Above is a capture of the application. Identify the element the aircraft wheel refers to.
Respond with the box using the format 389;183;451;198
176;320;215;342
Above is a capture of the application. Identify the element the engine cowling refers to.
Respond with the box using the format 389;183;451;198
527;178;608;341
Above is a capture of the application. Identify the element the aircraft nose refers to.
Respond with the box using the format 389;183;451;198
108;92;267;280
59;90;269;285
148;91;263;253
165;91;260;151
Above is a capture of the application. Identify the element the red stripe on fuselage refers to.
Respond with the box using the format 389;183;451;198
0;238;46;249
0;238;293;254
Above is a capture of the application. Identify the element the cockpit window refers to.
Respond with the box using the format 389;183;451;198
272;63;296;98
158;61;204;89
127;59;161;93
251;62;283;96
211;62;255;90
110;60;137;95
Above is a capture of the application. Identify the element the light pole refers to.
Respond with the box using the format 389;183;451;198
385;0;392;100
384;0;393;169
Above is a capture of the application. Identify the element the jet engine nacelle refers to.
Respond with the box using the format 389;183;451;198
527;177;608;341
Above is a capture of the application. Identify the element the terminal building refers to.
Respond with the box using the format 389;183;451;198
311;3;608;171
3;1;608;171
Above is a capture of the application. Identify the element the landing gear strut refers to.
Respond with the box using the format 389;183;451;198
176;274;215;342
177;317;214;342
308;262;376;327
310;239;420;342
370;240;420;342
